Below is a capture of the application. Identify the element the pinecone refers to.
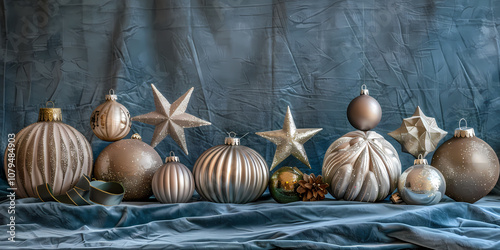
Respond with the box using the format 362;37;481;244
296;173;329;201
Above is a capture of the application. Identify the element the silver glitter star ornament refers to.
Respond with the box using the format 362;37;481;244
256;106;322;170
388;106;447;158
132;84;211;154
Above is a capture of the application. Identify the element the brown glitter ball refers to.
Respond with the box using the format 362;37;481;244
296;173;329;201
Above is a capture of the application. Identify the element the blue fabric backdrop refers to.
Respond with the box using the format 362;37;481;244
1;0;500;249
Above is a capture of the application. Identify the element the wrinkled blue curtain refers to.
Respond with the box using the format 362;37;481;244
1;0;500;193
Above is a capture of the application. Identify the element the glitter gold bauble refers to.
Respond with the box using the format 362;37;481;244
193;136;269;203
94;133;163;201
152;153;195;203
322;130;401;202
398;157;446;205
346;85;382;131
431;119;500;203
90;89;131;141
3;102;93;198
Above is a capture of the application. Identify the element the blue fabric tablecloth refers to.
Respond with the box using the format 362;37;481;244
1;178;499;250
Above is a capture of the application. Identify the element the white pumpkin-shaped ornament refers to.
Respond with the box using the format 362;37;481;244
4;102;93;198
193;135;269;203
152;153;195;203
90;89;131;141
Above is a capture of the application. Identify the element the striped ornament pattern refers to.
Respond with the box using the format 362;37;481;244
322;131;401;202
193;143;269;204
152;161;195;203
4;122;93;198
90;96;131;141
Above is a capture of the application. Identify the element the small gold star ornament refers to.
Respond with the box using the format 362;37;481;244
256;106;322;170
388;106;447;158
132;84;211;154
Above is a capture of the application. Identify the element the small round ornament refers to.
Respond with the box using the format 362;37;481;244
398;156;446;205
322;130;401;202
269;166;304;203
193;135;269;203
4;102;93;198
152;152;195;203
90;89;131;141
94;133;163;201
347;85;382;131
431;119;500;203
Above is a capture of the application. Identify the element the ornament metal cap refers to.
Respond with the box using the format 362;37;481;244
414;154;428;165
225;137;240;146
360;84;369;95
105;89;118;101
454;118;475;138
38;101;62;122
165;151;180;163
131;133;142;140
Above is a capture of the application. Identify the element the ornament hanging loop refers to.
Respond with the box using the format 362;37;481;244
169;151;175;157
109;89;115;95
46;101;55;108
227;131;237;138
414;154;428;165
360;84;369;95
459;118;467;129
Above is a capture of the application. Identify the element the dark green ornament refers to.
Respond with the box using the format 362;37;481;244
269;166;304;203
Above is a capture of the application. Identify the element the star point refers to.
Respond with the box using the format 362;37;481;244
132;84;211;154
256;106;322;170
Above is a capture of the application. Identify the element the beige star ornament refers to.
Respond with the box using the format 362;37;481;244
132;84;211;154
388;106;447;158
256;106;322;170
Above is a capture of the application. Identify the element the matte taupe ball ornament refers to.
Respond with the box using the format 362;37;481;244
398;156;446;205
3;102;93;198
90;89;131;141
322;131;401;202
193;134;269;203
347;84;382;131
152;152;195;203
432;119;500;203
94;133;163;201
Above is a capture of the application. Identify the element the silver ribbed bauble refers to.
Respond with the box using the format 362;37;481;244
322;130;401;202
398;157;446;205
193;137;269;203
90;89;131;141
152;154;195;203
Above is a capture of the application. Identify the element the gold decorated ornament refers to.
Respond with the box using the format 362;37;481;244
4;102;93;198
131;84;211;154
90;89;131;141
388;106;447;158
256;106;322;170
93;133;163;201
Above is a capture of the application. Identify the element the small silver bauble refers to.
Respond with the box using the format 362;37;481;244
398;157;446;205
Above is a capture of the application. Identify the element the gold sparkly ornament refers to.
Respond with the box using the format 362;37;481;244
90;89;131;141
94;133;163;201
322;131;401;202
256;106;322;170
131;84;211;154
193;135;269;203
346;84;382;131
3;102;93;198
431;119;500;203
152;152;195;203
388;106;447;158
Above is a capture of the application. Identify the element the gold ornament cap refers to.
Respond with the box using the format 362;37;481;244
105;89;118;101
360;84;369;95
165;152;180;163
131;133;142;140
414;154;428;165
225;132;240;145
454;118;475;138
38;101;62;122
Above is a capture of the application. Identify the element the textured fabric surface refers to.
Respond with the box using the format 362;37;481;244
2;0;500;249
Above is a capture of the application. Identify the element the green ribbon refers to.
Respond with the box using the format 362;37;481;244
36;175;125;206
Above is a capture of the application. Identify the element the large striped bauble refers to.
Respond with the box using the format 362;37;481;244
152;154;194;203
193;137;269;203
4;106;93;198
322;131;401;202
90;89;131;141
